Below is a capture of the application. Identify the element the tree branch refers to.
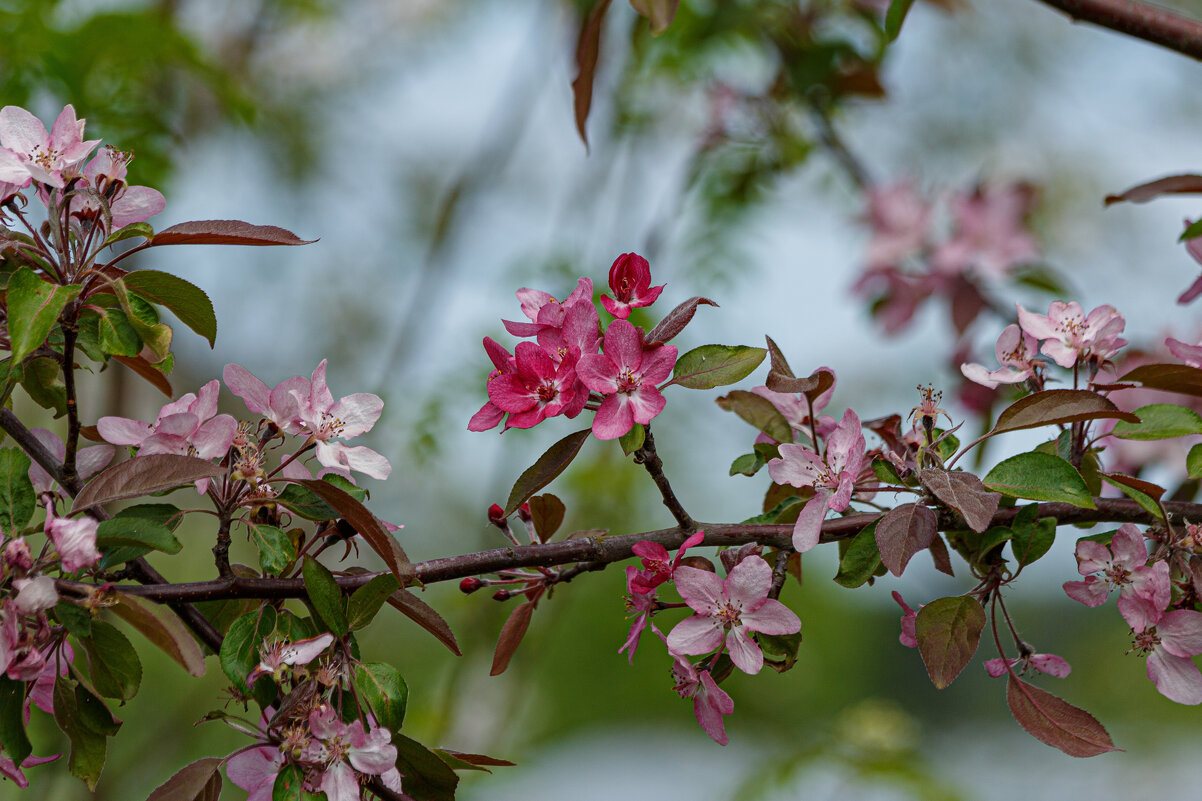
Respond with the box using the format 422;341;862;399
633;424;695;530
1032;0;1202;61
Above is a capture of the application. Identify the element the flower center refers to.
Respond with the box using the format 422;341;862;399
316;412;346;440
617;368;641;394
537;380;558;402
1131;627;1160;655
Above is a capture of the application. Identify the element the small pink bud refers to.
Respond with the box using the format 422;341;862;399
460;577;484;594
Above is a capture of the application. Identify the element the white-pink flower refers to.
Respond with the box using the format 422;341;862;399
1016;301;1127;369
931;183;1038;279
1063;524;1166;630
74;145;166;229
97;379;237;461
246;632;335;685
666;555;800;675
984;652;1071;678
226;745;284;801
306;705;398;801
1132;605;1202;705
290;361;390;481
27;428;113;496
961;324;1042;389
0;105;99;188
44;506;100;573
766;408;866;552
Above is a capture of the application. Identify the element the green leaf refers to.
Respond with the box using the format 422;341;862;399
102;221;154;247
21;357;67;416
1010;514;1056;566
833;520;882;588
81;621;142;700
0;448;35;531
670;345;766;390
1189;443;1202;479
618;423;645;456
220;606;278;687
96;516;182;554
248;523;296;575
715;389;792;443
56;601;93;637
123;270;217;347
1111;403;1202;440
729;452;762;477
302;556;348;636
872;456;903;486
914;595;985;689
983;452;1095;509
1101;472;1165;520
275;483;339;521
393;733;459;801
503;429;591;516
355;661;409;732
757;631;802;673
348;574;400;631
5;267;81;368
97;307;141;357
885;0;916;41
54;676;110;790
1183;218;1202;242
0;677;31;766
272;763;319;801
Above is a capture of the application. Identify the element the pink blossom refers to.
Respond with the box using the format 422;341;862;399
766;408;866;552
1131;605;1202;705
27;428;113;496
12;577;57;614
226;745;284;801
1062;525;1166;630
893;591;919;648
669;651;734;746
3;539;31;572
306;705;398;801
628;531;705;594
961;324;1042;389
0;104;99;188
984;652;1071;678
486;341;583;429
223;363;308;435
862;181;931;269
578;319;677;440
29;642;72;717
246;632;335;685
1016;301;1127;369
503;277;595;339
0;752;59;789
1166;335;1202;368
931;183;1038;279
97;379;237;461
619;566;660;664
1177;220;1202;304
73;146;165;229
600;253;665;319
666;555;801;675
468;338;517;432
288;361;391;482
44;506;100;573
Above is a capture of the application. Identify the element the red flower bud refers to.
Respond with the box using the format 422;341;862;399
487;503;507;526
459;577;484;594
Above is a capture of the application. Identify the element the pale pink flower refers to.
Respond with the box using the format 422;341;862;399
44;507;100;573
628;531;705;594
862;181;931;269
12;576;58;614
288;361;391;482
666;555;801;675
246;632;335;685
600;253;665;319
486;341;583;429
306;705;397;801
1132;605;1202;705
767;408;866;552
932;183;1038;279
0;150;31;188
578;319;677;440
1016;301;1127;369
0;104;99;188
984;652;1071;678
97;379;237;460
27;428;113;496
1063;524;1166;630
961;324;1042;389
669;651;734;746
3;539;31;572
1166;335;1202;368
226;745;284;801
29;642;72;716
893;591;919;648
73;146;165;229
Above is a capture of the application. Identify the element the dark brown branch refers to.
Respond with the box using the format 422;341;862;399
1032;0;1202;61
59;498;1202;604
633;424;695;530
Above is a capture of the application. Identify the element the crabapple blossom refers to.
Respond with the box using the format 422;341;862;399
44;507;100;573
97;379;237;461
486;341;583;429
503;277;596;341
668;647;734;746
619;566;660;664
467;338;518;431
12;577;57;615
1131;604;1202;705
246;633;335;685
26;428;112;497
893;591;919;648
305;705;398;801
1016;301;1127;369
288;361;391;481
1166;335;1202;367
0;104;99;188
600;252;665;319
767;408;866;552
931;183;1038;279
960;324;1042;389
226;745;284;801
1063;524;1167;630
628;531;705;594
666;555;801;675
862;181;931;270
1178;220;1202;304
74;145;165;230
578;319;677;440
984;652;1071;678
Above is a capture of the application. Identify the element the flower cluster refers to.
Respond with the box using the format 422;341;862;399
469;253;677;440
620;539;800;745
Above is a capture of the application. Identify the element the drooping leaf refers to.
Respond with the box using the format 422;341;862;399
1010;510;1056;567
645;296;718;345
1104;173;1202;205
872;456;904;486
919;468;1001;533
431;749;516;773
21;356;67;416
5;267;81;368
570;0;613;150
987;390;1137;437
355;662;408;733
757;631;802;673
833;520;882;588
928;533;955;576
715;389;792;443
123;270;217;347
490;600;536;676
1006;675;1120;757
1101;472;1165;520
0;677;31;767
875;503;937;576
527;494;566;542
983;452;1095;509
82;621;143;700
72;454;224;512
275;482;338;520
112;354;174;397
110;593;205;677
914;595;985;689
670;345;766;390
1119;363;1202;398
503;429;591;516
0;448;35;532
386;588;462;656
302;556;348;637
294;479;414;586
144;757;224;801
54;676;111;790
885;0;917;41
149;220;316;247
1189;443;1202;479
347;574;400;631
393;733;460;801
1110;403;1202;440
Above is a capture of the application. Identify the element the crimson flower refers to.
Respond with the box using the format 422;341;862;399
577;319;676;440
486;341;583;429
600;253;665;319
628;531;705;594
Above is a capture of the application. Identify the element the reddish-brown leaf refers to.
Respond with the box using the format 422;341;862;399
1006;675;1121;757
527;494;565;543
490;600;536;676
72;455;224;512
386;588;462;656
874;502;937;576
504;429;591;516
570;0;613;150
1101;472;1165;501
295;479;415;586
928;534;955;576
1104;173;1202;205
1119;363;1202;398
915;595;985;689
144;757;223;801
919;468;1001;533
149;220;316;247
988;390;1138;437
110;593;205;677
764;335;835;398
113;354;173;397
433;750;516;768
645;296;718;345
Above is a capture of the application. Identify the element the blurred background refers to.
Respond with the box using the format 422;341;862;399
6;0;1202;798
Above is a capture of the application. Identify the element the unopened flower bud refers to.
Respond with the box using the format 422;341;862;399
677;556;716;573
492;589;511;601
487;504;507;527
516;503;532;523
460;577;484;594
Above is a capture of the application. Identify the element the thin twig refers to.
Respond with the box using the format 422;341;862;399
1032;0;1202;61
632;423;695;530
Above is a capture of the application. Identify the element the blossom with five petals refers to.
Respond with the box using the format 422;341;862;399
305;705;399;801
600;253;665;319
1063;524;1167;630
0;104;99;188
767;408;866;552
666;555;801;675
984;652;1071;678
73;145;165;230
1131;603;1202;705
577;319;676;440
485;341;584;429
931;183;1038;279
1016;301;1126;369
97;379;237;461
668;647;734;746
